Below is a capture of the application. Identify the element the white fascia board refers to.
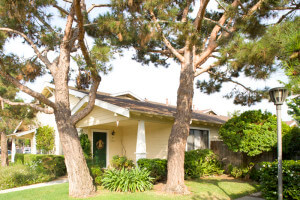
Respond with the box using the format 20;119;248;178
111;91;144;102
9;129;37;138
71;95;130;118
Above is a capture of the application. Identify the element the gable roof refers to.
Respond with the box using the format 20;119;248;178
78;91;228;125
42;83;228;125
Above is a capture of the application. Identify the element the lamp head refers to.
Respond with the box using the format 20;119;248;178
269;87;288;105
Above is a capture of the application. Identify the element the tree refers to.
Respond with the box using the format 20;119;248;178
92;0;299;193
287;96;300;124
0;74;35;167
0;1;112;197
219;110;290;157
36;125;55;154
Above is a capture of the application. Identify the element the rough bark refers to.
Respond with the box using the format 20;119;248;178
52;48;96;197
165;50;194;194
1;132;9;167
55;112;95;197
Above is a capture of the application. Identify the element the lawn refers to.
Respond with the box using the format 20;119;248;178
0;175;259;200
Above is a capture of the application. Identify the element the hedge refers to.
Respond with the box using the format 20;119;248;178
137;149;223;182
15;153;66;177
258;160;300;200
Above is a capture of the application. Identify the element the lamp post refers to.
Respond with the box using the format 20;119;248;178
269;87;288;200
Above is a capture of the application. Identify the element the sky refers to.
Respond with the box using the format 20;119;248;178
3;0;295;121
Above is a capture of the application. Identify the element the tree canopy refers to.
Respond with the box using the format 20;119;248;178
219;110;290;156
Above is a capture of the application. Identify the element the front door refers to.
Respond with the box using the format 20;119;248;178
93;132;107;167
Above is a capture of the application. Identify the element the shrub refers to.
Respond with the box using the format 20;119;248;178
0;164;52;190
184;149;223;179
15;153;25;164
36;125;55;153
79;132;91;159
283;127;300;159
228;163;254;179
102;167;154;192
89;165;104;185
110;155;134;170
258;160;300;200
219;110;290;157
137;158;167;183
15;154;66;178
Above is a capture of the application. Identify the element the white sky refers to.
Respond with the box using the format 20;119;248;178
3;0;295;121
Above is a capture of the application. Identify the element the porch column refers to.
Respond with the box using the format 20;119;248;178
31;130;37;154
11;137;16;163
136;120;146;162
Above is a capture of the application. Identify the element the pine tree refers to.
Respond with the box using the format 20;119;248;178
91;0;299;193
0;1;112;197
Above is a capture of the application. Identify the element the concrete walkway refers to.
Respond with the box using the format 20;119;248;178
235;192;265;200
0;177;68;194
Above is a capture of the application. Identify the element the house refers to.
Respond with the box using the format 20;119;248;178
10;83;229;167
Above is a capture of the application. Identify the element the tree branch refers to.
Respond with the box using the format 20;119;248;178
0;69;56;109
0;96;54;114
194;63;217;77
277;9;297;24
0;28;52;69
53;5;70;18
181;0;191;23
207;71;256;92
204;17;232;33
149;10;185;63
194;0;210;31
87;4;112;13
70;78;100;125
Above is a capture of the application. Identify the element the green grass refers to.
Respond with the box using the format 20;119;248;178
0;176;259;200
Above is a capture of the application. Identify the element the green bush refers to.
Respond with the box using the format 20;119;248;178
36;125;55;153
0;164;52;190
258;160;300;200
137;158;167;183
102;167;154;192
184;149;224;179
15;154;66;178
79;133;91;159
137;150;223;182
15;153;25;164
111;155;134;170
283;127;300;159
89;165;104;185
228;163;254;179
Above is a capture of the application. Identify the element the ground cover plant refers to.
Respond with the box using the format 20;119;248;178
0;176;258;200
101;167;154;192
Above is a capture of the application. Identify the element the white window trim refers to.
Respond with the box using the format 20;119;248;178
186;127;210;150
91;129;110;168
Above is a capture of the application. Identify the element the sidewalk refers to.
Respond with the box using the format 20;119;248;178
235;192;265;200
0;176;68;194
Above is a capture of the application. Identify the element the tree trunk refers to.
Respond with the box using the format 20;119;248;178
165;52;194;194
55;112;95;197
1;132;9;167
53;61;95;197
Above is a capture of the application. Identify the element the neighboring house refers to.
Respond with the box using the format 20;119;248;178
284;120;298;127
10;83;229;167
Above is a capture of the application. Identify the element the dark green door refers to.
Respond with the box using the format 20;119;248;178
93;132;107;167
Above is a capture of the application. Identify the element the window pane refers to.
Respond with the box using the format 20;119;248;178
187;130;194;151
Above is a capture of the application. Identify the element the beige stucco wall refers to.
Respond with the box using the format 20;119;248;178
82;120;222;165
77;106;127;128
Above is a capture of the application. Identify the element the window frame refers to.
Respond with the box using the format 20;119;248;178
186;127;210;151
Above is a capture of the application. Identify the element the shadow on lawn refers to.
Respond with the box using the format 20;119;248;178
188;178;259;200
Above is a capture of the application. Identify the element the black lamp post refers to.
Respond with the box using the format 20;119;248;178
269;87;288;200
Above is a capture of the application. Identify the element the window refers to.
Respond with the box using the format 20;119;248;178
187;129;209;151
